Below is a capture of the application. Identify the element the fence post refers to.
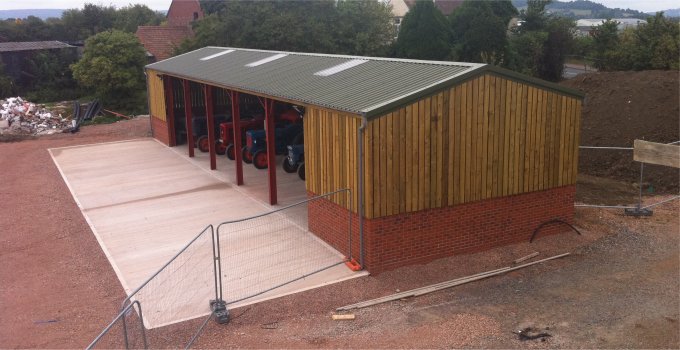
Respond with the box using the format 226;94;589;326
210;225;229;324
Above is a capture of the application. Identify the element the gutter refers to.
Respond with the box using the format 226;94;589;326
357;113;367;269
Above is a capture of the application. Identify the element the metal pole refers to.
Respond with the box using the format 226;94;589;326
216;226;223;301
122;310;129;349
204;85;217;170
231;91;243;185
183;80;194;157
134;301;148;349
642;195;680;210
265;98;277;205
638;162;644;210
210;226;219;303
578;146;633;150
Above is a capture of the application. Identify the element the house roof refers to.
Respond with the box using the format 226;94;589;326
147;46;583;119
389;0;410;17
135;26;193;61
0;41;73;52
167;0;204;26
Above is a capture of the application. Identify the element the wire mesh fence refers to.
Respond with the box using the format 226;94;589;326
88;301;147;349
88;189;355;349
88;225;218;349
577;144;680;214
216;189;352;306
130;226;217;329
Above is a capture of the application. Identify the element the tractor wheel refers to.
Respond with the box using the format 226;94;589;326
253;151;268;169
241;146;253;164
226;144;235;160
282;157;298;173
216;142;227;155
197;136;209;153
297;163;305;181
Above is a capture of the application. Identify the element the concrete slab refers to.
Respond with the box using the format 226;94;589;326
49;139;366;329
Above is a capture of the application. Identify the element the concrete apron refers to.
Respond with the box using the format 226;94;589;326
49;138;366;329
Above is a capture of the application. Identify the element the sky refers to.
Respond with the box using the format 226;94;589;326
0;0;678;13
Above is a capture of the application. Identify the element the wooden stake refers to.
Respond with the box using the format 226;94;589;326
332;314;355;320
336;253;570;311
513;252;539;264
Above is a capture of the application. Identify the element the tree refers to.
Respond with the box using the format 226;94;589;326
634;13;679;70
537;17;575;81
591;19;619;70
0;62;14;98
449;1;517;64
114;4;164;33
506;0;575;81
394;0;451;60
199;0;226;16
177;0;394;57
23;49;80;101
62;3;117;41
333;0;395;56
71;30;147;110
521;0;550;31
591;13;679;71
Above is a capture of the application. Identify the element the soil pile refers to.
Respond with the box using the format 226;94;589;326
561;70;679;193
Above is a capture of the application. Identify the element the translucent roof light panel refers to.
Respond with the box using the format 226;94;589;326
314;59;369;77
245;53;288;67
200;50;235;61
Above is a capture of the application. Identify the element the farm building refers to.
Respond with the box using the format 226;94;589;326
145;47;583;273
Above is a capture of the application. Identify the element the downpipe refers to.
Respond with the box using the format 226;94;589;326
357;113;367;269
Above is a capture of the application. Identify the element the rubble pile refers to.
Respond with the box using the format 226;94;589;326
0;97;72;136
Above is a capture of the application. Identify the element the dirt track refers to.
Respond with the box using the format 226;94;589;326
1;119;678;348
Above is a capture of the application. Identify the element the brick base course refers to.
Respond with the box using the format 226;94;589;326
151;116;170;146
308;185;575;274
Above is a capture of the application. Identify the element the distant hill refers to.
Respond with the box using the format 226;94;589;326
511;0;649;19
649;8;680;17
0;9;64;20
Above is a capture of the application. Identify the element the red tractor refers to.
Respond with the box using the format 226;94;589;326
218;114;265;160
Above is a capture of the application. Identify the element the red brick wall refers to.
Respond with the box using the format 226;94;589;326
151;116;170;145
308;193;362;261
308;185;575;274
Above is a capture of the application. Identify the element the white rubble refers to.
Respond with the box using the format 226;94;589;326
0;97;72;136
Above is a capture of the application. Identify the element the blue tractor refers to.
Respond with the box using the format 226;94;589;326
243;123;303;169
283;144;305;180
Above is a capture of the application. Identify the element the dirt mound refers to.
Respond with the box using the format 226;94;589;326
561;70;679;193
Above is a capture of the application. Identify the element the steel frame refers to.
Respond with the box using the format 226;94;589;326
183;80;194;157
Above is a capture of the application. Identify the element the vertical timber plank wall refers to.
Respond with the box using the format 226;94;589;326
363;73;582;219
147;69;170;145
304;106;362;213
147;69;166;121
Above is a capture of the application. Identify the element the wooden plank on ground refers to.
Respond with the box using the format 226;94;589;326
634;140;680;168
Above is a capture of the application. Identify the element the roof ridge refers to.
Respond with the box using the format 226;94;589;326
204;46;485;68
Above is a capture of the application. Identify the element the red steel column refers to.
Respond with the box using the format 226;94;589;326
204;85;217;170
163;77;177;146
265;98;277;205
231;91;243;185
183;79;194;157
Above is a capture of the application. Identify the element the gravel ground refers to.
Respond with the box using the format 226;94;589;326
1;119;678;348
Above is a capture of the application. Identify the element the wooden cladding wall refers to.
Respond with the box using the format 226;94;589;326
304;106;361;213
147;69;166;121
363;73;582;219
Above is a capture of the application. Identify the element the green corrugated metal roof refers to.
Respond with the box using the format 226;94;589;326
146;47;583;119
